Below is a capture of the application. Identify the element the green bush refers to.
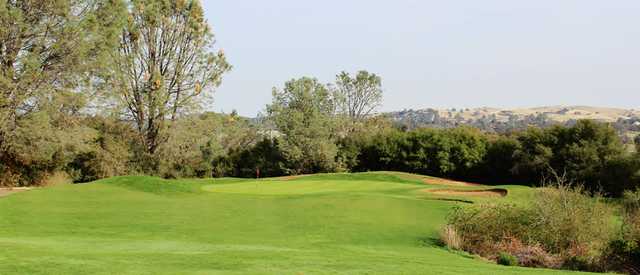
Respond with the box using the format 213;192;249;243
530;185;614;257
497;252;519;266
602;189;640;273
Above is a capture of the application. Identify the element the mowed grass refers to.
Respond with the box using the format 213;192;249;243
0;173;591;274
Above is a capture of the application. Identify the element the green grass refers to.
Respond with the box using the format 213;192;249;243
0;172;593;274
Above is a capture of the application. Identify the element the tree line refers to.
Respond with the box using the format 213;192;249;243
1;1;639;197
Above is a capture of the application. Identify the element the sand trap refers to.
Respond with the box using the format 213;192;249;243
386;172;481;187
0;187;33;198
421;188;508;198
421;177;481;187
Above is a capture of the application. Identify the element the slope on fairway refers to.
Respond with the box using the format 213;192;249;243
0;173;590;274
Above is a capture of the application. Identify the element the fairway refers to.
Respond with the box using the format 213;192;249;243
0;173;589;274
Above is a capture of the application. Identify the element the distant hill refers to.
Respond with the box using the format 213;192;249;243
387;106;640;143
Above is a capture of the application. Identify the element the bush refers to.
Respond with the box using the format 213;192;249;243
444;184;615;272
446;204;535;254
602;239;640;274
497;252;519;266
601;189;640;274
495;238;561;268
530;184;614;258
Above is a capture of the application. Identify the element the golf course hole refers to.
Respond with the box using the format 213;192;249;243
421;188;508;198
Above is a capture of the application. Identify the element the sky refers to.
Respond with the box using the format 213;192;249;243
203;0;640;117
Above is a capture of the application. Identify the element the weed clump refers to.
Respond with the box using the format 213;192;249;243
497;252;518;266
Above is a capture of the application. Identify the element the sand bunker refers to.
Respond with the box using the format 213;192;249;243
421;177;482;187
421;188;508;198
388;172;482;187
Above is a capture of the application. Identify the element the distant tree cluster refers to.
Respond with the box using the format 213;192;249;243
345;120;639;196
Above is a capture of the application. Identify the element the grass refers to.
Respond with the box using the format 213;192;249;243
0;172;594;274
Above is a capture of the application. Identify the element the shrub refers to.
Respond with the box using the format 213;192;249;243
622;189;640;240
444;184;616;272
530;184;614;259
602;239;640;274
601;189;640;274
495;238;561;268
446;204;535;254
497;252;519;266
562;256;593;271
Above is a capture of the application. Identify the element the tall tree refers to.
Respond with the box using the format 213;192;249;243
335;70;383;121
0;0;125;142
0;0;126;186
267;77;338;174
109;0;230;154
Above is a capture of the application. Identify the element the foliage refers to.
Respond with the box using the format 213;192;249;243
267;77;339;174
354;127;488;178
601;189;640;273
344;119;640;196
106;0;231;155
530;185;613;257
511;120;627;194
497;252;519;266
444;184;615;271
66;116;136;182
0;0;126;186
334;70;383;121
223;138;288;178
0;111;96;186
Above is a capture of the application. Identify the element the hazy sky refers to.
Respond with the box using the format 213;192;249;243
203;0;640;116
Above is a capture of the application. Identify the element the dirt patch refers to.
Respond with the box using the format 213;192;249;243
0;187;33;198
421;188;508;198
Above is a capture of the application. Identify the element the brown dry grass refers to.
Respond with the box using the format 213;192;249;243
440;225;462;250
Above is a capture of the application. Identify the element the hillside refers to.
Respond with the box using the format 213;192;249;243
389;106;640;135
0;173;589;274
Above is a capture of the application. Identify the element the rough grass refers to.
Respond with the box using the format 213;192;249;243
0;172;595;274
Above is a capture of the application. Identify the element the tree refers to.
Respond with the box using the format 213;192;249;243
108;0;231;155
157;112;258;178
335;70;383;121
267;77;338;174
0;0;127;186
